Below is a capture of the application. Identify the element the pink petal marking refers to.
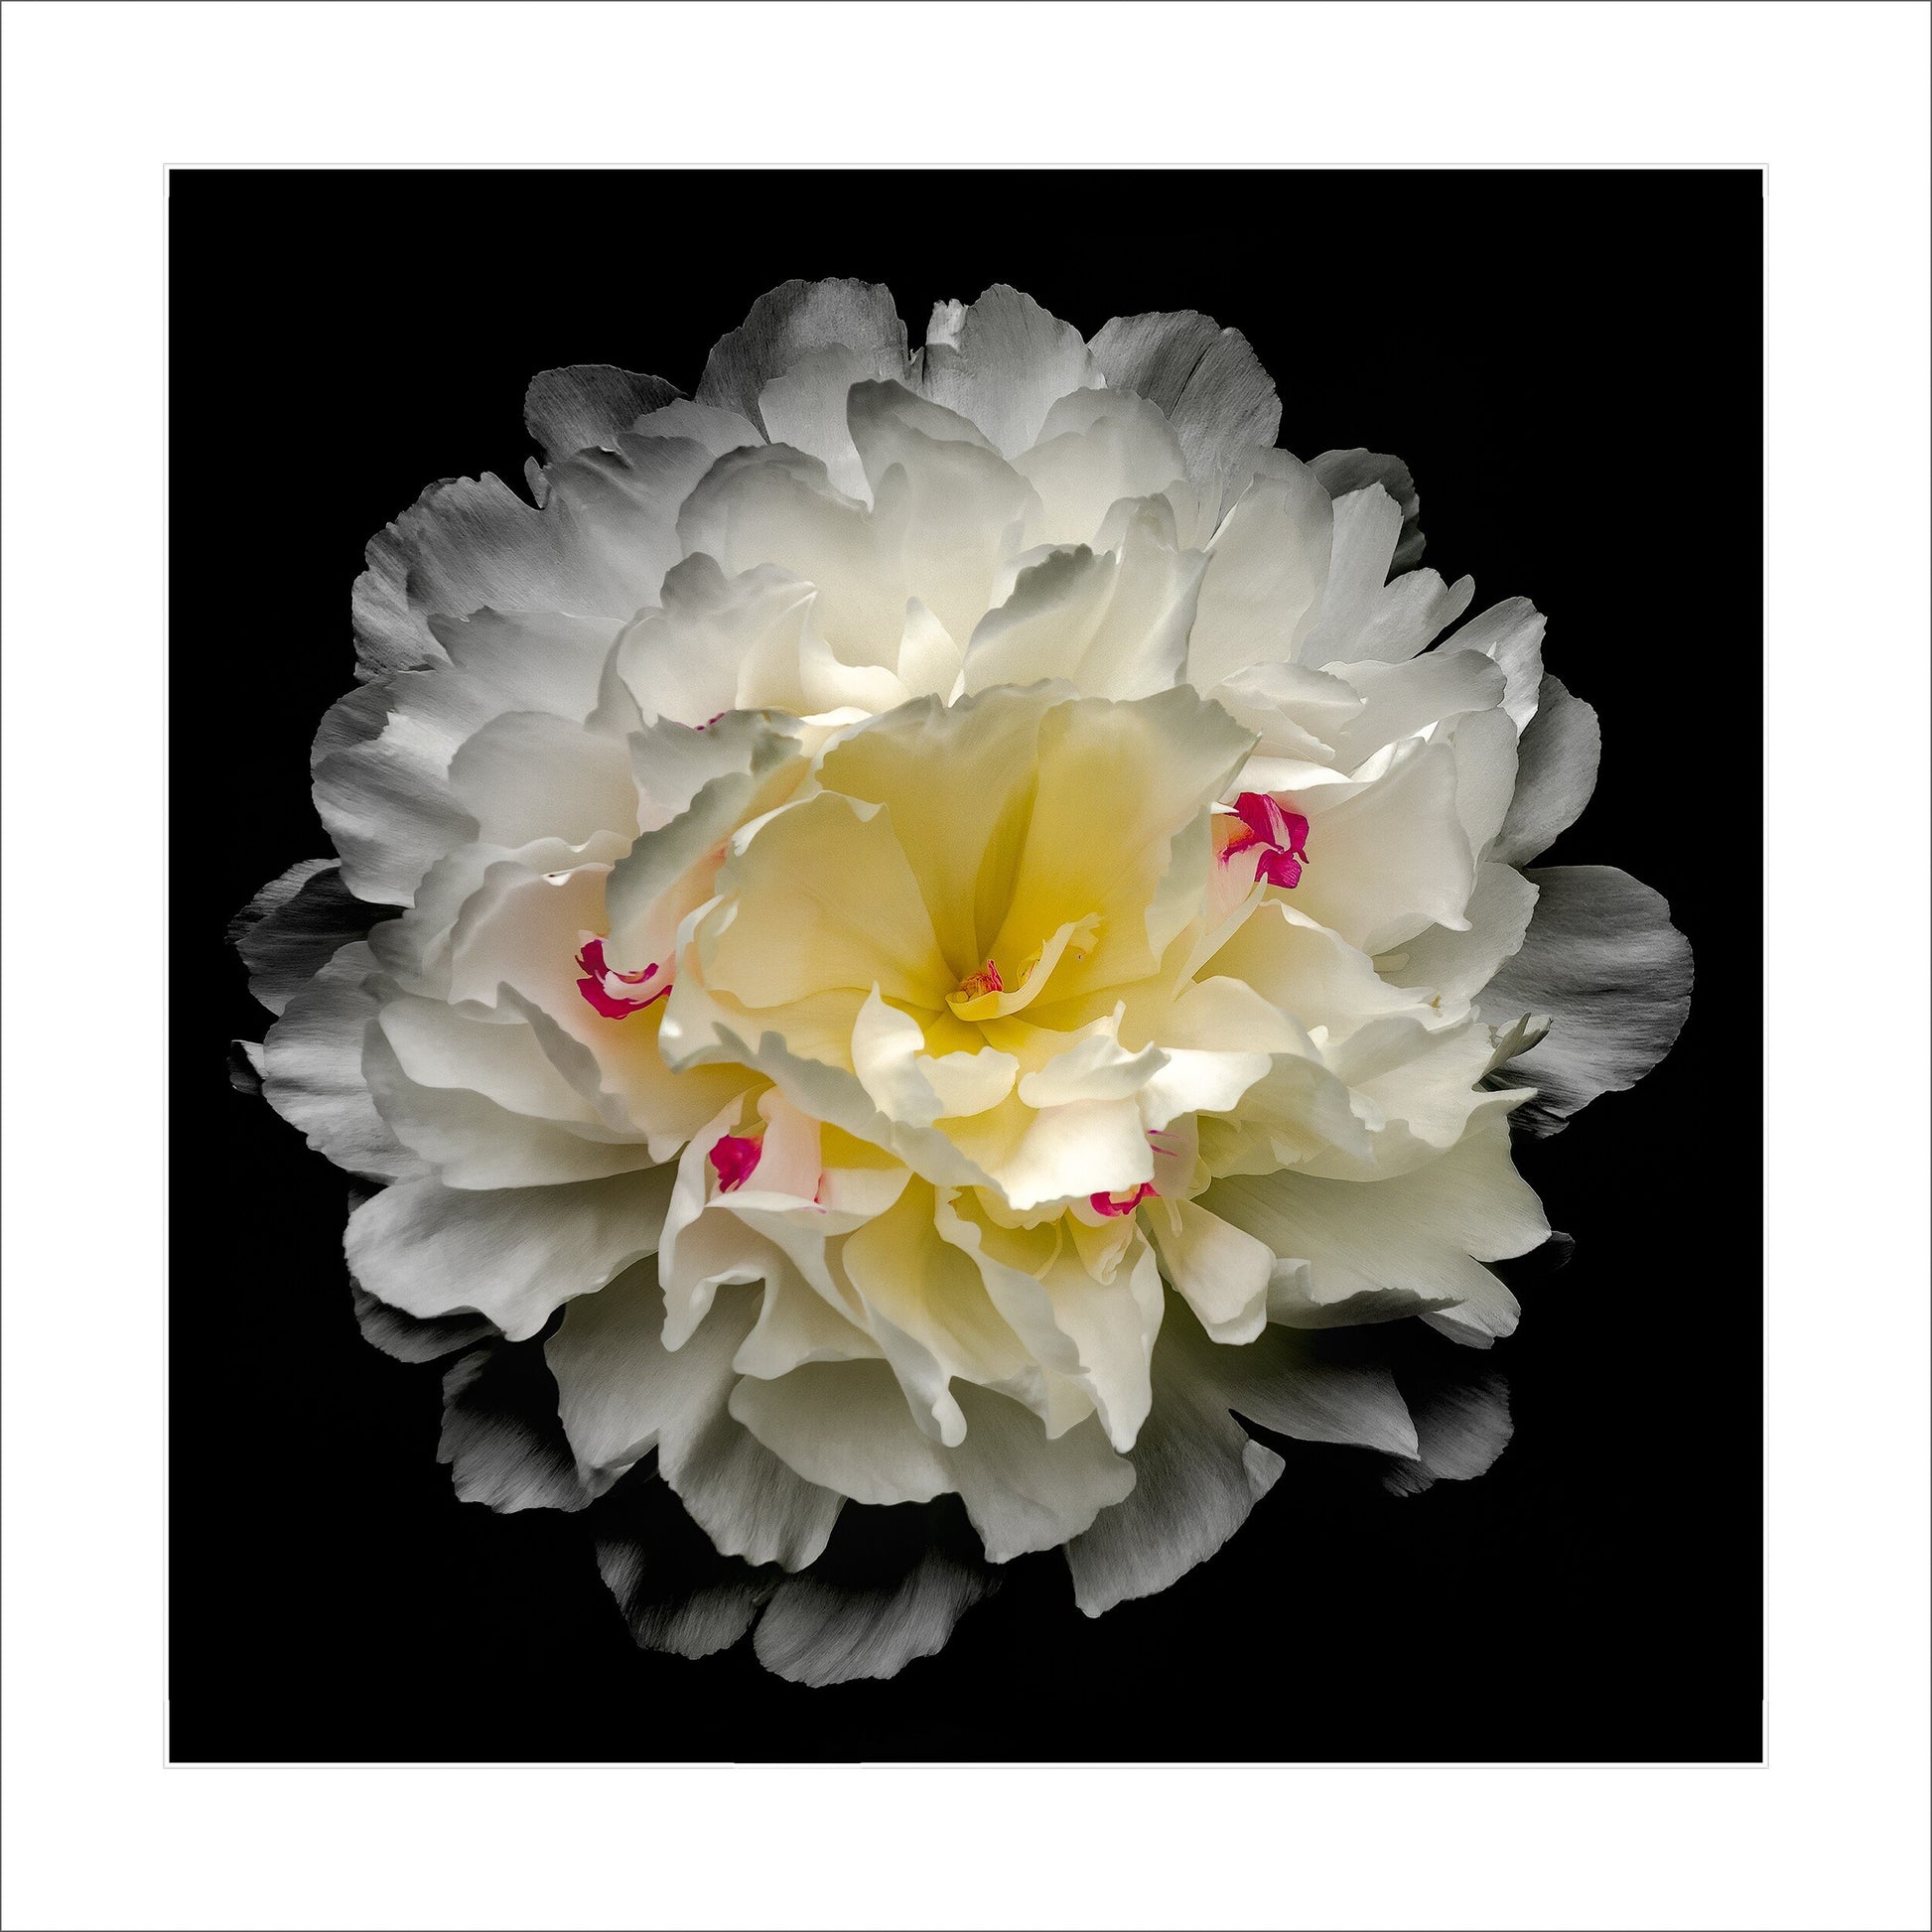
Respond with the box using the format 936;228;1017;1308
956;957;1005;1002
574;935;671;1019
1089;1182;1157;1219
708;1132;763;1193
1218;790;1310;891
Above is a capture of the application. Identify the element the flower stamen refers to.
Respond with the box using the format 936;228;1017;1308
956;958;1005;1003
708;1130;764;1193
1217;790;1310;890
1089;1182;1157;1219
574;936;671;1019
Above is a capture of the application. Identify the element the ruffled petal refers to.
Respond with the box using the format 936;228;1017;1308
547;1269;843;1570
1064;1294;1284;1615
230;859;382;1017
1481;866;1693;1134
523;363;679;463
1490;674;1601;867
437;1339;605;1513
1186;452;1333;689
345;1166;675;1340
259;940;424;1180
920;285;1098;459
1309;450;1424;572
695;278;911;428
1204;1113;1548;1338
1086;310;1282;495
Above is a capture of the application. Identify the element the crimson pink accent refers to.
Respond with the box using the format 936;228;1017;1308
1089;1182;1157;1219
956;958;1005;1001
708;1132;763;1193
697;711;727;731
574;936;671;1019
1220;790;1310;890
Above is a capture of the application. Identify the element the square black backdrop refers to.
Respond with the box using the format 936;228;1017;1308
172;168;1762;1762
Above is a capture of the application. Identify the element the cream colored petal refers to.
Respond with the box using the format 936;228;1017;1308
989;686;1253;1000
841;1178;1035;1445
816;684;1053;981
1290;739;1477;954
700;792;951;1011
1204;1114;1546;1337
1149;1197;1274;1344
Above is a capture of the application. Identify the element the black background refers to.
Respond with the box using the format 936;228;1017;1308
173;169;1762;1762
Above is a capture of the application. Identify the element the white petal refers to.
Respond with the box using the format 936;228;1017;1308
1490;674;1601;867
1301;484;1472;666
695;277;910;428
1309;449;1424;571
628;397;763;459
961;508;1204;703
361;1022;658;1187
522;363;678;462
757;345;894;498
847;379;1038;648
437;1340;602;1514
428;607;626;728
614;555;812;727
1292;739;1477;954
1187;453;1333;688
920;285;1099;459
1384;1366;1513;1492
1131;974;1285;1126
936;1199;1161;1449
730;1357;953;1506
232;861;375;1017
1012;386;1188;548
1064;1293;1283;1615
840;1179;1027;1445
346;1167;675;1341
1449;702;1520;860
1320;649;1506;768
1205;1114;1547;1333
1086;310;1282;493
311;676;480;906
1215;1325;1421;1456
1481;866;1692;1133
259;940;424;1179
675;444;905;670
1384;862;1539;1008
1016;1019;1167;1109
547;1269;843;1569
445;710;638;849
753;1542;993;1687
1451;595;1546;732
946;1383;1134;1562
1207;901;1428;1040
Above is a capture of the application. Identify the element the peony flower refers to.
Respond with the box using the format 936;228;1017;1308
232;280;1690;1684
